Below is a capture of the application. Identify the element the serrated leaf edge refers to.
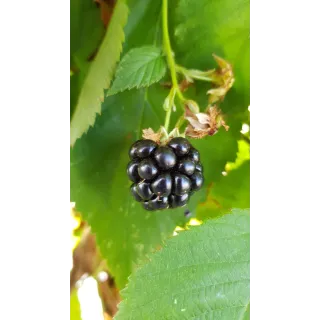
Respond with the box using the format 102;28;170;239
116;209;249;313
70;0;129;147
107;46;167;96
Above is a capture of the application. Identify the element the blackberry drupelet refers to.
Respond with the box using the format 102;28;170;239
126;138;204;211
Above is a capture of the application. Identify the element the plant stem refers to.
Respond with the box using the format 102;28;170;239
175;115;185;129
162;0;184;131
176;65;213;83
164;105;172;131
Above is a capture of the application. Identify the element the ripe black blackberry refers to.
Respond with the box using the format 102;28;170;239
127;137;204;211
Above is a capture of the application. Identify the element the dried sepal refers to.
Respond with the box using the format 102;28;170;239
185;105;229;139
142;128;162;144
176;55;234;104
142;127;185;145
207;54;235;104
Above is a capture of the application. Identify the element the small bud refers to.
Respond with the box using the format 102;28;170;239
163;87;177;112
185;100;200;114
163;96;170;111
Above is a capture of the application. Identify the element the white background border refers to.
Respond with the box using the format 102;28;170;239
0;0;320;319
0;0;70;319
250;0;320;318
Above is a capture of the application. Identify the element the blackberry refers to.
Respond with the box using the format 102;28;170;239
129;139;157;159
177;158;196;176
136;181;154;200
172;173;191;195
169;193;189;208
127;138;204;211
127;159;140;183
154;147;177;170
195;163;203;173
168;137;191;156
190;172;204;191
188;148;200;163
138;158;158;180
151;173;172;196
130;184;143;202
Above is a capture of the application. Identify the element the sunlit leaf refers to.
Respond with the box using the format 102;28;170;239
116;209;250;319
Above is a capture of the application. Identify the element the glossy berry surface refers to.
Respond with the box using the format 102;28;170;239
138;158;158;180
136;181;154;200
151;173;172;196
130;184;143;202
148;196;169;210
177;158;196;176
190;171;204;191
168;137;191;156
195;163;203;172
128;139;143;159
129;139;157;159
127;138;204;211
127;160;140;183
173;173;191;195
169;193;189;208
188;148;200;163
154;147;177;170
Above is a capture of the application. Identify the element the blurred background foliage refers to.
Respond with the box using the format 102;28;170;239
70;0;249;318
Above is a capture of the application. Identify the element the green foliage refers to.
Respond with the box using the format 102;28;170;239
70;0;250;311
191;131;239;184
70;0;104;121
70;291;81;320
196;139;250;221
115;209;250;319
70;0;104;68
197;161;250;220
124;0;162;51
173;0;250;176
71;0;172;289
71;88;203;289
214;160;250;208
70;0;129;146
174;0;250;95
226;140;250;171
108;46;167;96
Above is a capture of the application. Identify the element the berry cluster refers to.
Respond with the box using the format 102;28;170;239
127;137;204;211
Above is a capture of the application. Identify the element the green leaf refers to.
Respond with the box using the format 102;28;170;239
174;0;250;96
71;0;179;290
115;209;250;320
226;140;250;172
167;0;250;186
70;291;81;320
214;160;250;208
124;0;162;52
70;0;249;292
70;0;129;146
70;72;87;120
191;130;239;183
173;0;250;151
71;89;199;289
107;46;166;96
70;0;104;68
197;161;250;221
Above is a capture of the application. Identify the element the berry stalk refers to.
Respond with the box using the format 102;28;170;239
162;0;184;132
